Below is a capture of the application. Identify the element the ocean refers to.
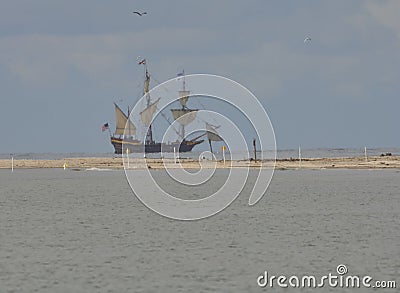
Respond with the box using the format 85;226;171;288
1;147;400;160
0;168;399;292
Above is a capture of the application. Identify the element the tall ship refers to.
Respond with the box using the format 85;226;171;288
109;61;204;154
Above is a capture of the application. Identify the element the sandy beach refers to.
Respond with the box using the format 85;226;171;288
1;155;399;170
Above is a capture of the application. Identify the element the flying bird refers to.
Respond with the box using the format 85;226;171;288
304;36;311;43
133;11;147;16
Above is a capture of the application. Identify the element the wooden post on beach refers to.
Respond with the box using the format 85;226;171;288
364;146;367;162
208;140;213;158
222;145;226;165
126;148;130;169
299;146;302;169
11;155;14;172
253;139;257;162
173;147;177;164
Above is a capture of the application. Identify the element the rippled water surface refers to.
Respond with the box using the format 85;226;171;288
0;169;399;292
1;147;400;160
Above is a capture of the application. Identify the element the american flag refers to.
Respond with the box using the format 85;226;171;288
101;123;109;132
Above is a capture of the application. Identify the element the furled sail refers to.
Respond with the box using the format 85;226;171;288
171;109;197;126
178;90;190;107
144;69;150;101
114;103;136;135
206;122;223;141
140;98;161;126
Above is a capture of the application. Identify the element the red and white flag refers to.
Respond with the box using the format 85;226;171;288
101;123;109;132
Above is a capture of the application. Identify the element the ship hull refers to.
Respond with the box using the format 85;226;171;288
111;137;203;154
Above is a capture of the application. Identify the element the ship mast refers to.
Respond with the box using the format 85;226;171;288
139;60;153;144
138;59;161;145
170;70;197;141
144;67;153;144
180;72;186;139
206;122;223;156
127;105;131;138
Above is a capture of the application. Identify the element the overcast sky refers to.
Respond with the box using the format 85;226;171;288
0;0;399;153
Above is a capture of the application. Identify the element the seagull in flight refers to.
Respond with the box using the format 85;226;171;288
304;36;311;43
133;11;147;16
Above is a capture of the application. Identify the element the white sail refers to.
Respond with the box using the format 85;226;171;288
171;109;197;126
140;98;160;126
206;122;223;141
178;90;190;107
114;103;136;135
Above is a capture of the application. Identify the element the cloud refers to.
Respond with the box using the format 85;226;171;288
366;0;400;41
0;33;121;88
1;1;394;104
0;28;219;89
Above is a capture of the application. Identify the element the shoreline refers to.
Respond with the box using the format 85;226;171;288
1;155;399;170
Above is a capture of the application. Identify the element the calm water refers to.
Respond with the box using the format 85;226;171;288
0;169;399;292
1;147;400;160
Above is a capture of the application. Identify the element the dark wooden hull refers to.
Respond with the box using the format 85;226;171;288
111;137;203;154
